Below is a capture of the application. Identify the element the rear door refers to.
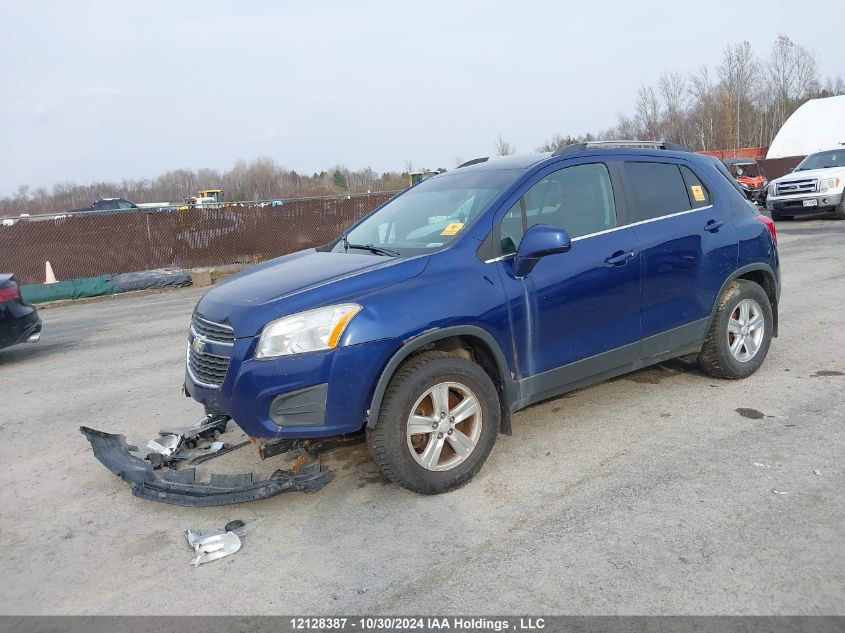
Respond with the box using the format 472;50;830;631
621;159;737;359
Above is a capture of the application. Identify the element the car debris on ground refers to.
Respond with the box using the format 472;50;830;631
80;415;333;507
185;519;258;566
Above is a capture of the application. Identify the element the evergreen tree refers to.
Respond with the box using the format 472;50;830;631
332;170;347;189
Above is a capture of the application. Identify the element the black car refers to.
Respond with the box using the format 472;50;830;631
0;274;41;350
68;198;139;214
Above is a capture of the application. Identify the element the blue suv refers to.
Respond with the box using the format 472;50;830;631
185;142;780;494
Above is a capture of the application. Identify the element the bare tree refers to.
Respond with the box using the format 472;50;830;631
718;41;758;148
766;34;819;140
658;72;688;145
634;86;661;140
535;133;595;152
612;112;642;140
0;158;408;216
688;65;716;150
495;133;515;156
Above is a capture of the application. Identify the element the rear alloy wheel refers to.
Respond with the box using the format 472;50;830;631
698;279;773;379
727;299;766;362
367;351;500;494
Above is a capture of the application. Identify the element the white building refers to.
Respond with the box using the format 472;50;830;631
766;95;845;159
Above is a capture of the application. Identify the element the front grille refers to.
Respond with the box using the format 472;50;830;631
188;347;230;387
777;178;817;196
191;315;234;343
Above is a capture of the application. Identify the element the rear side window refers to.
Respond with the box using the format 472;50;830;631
679;165;711;208
625;162;691;221
712;158;748;197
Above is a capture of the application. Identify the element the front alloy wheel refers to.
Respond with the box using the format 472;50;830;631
367;351;500;494
406;381;483;471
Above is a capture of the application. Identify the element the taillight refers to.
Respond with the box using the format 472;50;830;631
0;283;19;302
756;214;777;245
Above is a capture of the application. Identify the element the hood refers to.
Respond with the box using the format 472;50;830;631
736;175;766;188
195;249;429;337
774;166;845;184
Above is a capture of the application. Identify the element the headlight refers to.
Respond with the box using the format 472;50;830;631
768;183;777;196
820;177;840;192
255;303;362;358
738;181;750;189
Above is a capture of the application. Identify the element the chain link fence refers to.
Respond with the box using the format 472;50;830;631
1;192;399;286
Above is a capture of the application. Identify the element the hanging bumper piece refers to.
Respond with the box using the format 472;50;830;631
80;426;333;507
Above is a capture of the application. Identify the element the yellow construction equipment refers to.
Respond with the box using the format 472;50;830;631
408;170;440;187
177;189;225;211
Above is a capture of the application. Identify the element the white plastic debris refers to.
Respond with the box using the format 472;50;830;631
185;519;260;566
772;489;788;495
753;462;770;469
188;531;241;567
813;470;822;476
147;433;182;456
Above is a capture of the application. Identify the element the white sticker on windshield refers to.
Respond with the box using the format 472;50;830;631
426;242;444;248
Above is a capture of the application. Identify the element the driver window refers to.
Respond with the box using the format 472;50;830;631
499;163;616;255
500;201;524;255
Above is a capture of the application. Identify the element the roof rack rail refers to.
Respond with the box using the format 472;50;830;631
552;140;689;156
456;157;489;168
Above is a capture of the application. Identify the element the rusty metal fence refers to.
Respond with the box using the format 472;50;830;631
758;156;805;180
0;192;399;286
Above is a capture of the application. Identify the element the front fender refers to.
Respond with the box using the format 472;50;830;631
365;324;517;433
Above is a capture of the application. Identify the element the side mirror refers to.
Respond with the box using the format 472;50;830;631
513;224;572;277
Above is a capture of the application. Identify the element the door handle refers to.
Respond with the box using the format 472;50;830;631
605;250;635;266
704;219;724;232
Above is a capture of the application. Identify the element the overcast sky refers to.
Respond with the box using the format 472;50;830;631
1;0;843;195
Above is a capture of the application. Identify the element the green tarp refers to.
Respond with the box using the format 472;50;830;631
21;275;121;304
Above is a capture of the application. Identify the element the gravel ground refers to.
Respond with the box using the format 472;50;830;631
1;217;843;615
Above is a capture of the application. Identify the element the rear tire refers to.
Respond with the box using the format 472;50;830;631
698;280;773;379
366;351;500;494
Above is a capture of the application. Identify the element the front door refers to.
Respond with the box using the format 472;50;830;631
491;160;641;402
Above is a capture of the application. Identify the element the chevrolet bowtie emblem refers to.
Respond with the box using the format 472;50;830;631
191;337;206;354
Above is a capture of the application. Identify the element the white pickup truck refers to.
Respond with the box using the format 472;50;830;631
766;148;845;220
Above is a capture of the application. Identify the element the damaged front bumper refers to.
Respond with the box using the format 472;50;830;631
80;426;333;507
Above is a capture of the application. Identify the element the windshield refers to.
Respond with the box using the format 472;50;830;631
333;169;523;256
795;150;845;171
726;161;761;178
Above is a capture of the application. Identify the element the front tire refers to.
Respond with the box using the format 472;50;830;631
698;280;773;379
833;196;845;219
366;351;500;494
770;209;785;221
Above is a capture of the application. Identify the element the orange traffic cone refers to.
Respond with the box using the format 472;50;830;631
45;261;57;284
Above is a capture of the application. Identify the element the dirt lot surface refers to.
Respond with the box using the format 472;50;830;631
2;218;843;615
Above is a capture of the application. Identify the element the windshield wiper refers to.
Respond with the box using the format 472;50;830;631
342;236;400;257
